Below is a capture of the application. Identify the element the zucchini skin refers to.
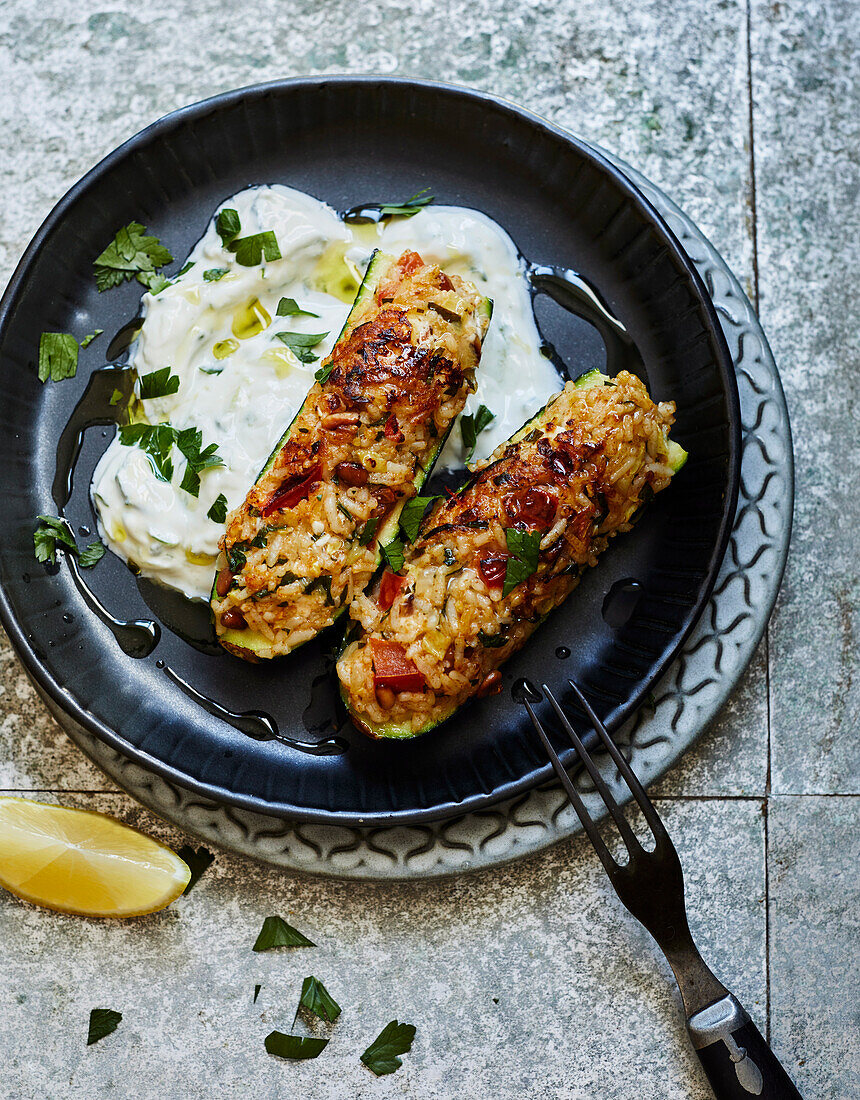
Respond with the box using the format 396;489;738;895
212;249;492;660
338;370;684;739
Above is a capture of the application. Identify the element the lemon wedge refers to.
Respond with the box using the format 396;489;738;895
0;797;191;918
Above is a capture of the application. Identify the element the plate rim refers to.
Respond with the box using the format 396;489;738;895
0;76;741;825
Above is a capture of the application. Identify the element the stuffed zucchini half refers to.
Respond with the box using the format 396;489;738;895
211;249;493;661
337;369;687;738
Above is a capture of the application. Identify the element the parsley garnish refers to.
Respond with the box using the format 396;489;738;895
298;976;341;1023
137;271;171;294
118;423;177;482
275;331;329;364
265;1033;328;1060
379;189;434;219
230;231;281;267
80;329;103;349
399;495;437;543
38;333;78;383
382;537;405;573
87;1008;122;1046
199;366;223;375
203;267;229;282
139;367;180;400
176;427;224;497
277;296;320;318
460;404;495;464
360;1020;416;1076
176;845;214;894
314;360;335;383
226;544;247;573
207;493;228;524
357;517;379;546
502;528;542;597
215;208;241;248
33;515;77;564
78;540;106;569
93;222;173;292
176;261;194;277
252;915;315;951
478;629;508;648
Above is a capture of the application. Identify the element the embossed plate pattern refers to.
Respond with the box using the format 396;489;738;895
50;144;792;878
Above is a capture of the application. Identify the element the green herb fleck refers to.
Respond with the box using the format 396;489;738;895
460;403;495;464
118;423;177;483
33;515;77;565
38;333;78;383
314;359;335;383
360;1020;416;1076
93;222;173;292
230;231;281;267
139;367;180;400
109;389;124;406
176;845;214;894
382;537;405;573
358;516;379;546
199;366;223;375
298;976;341;1023
399;495;437;544
378;189;434;219
80;329;103;349
502;528;542;598
226;544;247;573
252;915;315;952
265;1032;328;1060
78;540;106;569
276;297;319;318
215;208;241;248
275;330;329;365
87;1008;122;1046
207;493;228;525
478;630;507;648
175;427;224;497
203;267;229;282
137;271;172;294
336;500;354;523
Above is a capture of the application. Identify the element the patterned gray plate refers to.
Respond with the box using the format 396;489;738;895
54;148;792;880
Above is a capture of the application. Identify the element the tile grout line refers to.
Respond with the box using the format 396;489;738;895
745;0;771;1044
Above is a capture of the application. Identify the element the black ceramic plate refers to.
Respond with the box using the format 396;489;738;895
0;78;739;826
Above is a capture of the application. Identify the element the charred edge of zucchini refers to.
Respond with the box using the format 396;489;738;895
214;252;493;660
346;369;686;739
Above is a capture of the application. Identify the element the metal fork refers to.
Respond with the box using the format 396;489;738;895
522;679;803;1100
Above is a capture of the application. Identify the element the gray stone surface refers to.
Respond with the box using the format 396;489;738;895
0;0;856;1097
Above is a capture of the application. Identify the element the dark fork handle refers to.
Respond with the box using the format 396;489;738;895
689;994;803;1098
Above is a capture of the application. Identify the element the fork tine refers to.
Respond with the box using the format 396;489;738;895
567;680;668;842
523;698;618;878
541;683;644;855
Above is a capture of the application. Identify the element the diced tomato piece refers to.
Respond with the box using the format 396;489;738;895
262;464;321;516
383;413;402;440
503;486;558;530
378;570;407;611
395;250;424;277
477;553;509;590
370;639;425;693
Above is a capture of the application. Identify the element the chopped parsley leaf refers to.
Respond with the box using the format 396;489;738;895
399;495;437;543
139;367;180;400
314;359;335;383
176;845;214;893
252;915;315;951
478;629;508;648
379;188;434;219
502;528;541;597
276;297;319;318
275;330;329;365
229;231;281;267
265;1033;328;1060
137;271;171;294
79;329;103;349
33;515;77;564
207;493;228;524
382;537;405;573
176;427;224;497
199;366;223;375
215;208;241;248
38;333;78;383
78;540;106;569
93;222;173;292
357;516;379;546
176;261;194;277
226;544;247;573
298;976;341;1023
87;1008;122;1046
360;1020;416;1076
203;267;229;282
460;403;495;464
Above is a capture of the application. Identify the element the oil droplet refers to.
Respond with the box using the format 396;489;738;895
555;646;571;659
261;346;298;378
511;677;542;704
231;297;271;340
312;242;361;303
63;613;74;624
78;525;91;538
155;659;165;669
602;578;643;629
213;338;239;360
185;549;216;567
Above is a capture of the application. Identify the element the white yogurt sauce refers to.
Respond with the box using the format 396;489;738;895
91;185;560;600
